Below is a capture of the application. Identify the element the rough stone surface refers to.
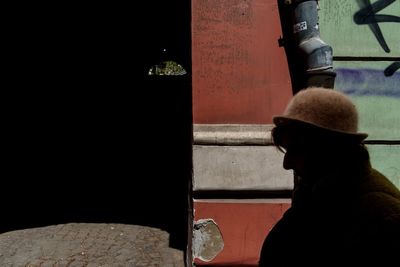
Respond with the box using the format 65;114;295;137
0;223;185;267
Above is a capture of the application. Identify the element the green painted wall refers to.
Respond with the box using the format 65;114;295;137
334;61;400;140
319;0;400;188
368;145;400;188
319;0;400;57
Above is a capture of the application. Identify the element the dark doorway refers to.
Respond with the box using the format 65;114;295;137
3;2;192;250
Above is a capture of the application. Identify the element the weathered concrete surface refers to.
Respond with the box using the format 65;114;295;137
193;145;293;190
0;223;185;267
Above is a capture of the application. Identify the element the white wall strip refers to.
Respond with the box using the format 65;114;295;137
193;124;274;145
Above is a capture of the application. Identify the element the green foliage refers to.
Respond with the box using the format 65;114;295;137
148;61;187;76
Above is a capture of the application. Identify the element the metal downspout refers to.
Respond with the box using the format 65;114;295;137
290;0;336;88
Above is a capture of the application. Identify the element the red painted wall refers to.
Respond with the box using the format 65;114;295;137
194;201;290;266
192;1;293;265
192;0;292;124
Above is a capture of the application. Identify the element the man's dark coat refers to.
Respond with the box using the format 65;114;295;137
259;157;400;267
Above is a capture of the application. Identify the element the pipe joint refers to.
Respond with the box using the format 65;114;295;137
298;37;333;72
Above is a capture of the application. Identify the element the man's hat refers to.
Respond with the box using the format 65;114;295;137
273;88;368;141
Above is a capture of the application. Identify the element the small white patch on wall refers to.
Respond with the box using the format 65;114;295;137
192;219;224;262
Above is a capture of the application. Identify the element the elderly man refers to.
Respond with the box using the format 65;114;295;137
259;88;400;267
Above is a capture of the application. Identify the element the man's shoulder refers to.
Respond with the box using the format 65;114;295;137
360;168;400;199
355;189;400;226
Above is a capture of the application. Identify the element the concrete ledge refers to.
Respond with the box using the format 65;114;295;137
193;145;293;191
0;223;184;266
193;124;274;145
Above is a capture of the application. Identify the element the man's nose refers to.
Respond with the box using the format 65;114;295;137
283;151;293;170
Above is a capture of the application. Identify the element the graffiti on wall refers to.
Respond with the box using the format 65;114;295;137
327;0;400;186
335;67;399;97
354;0;399;52
384;61;400;76
336;0;400;97
354;0;400;76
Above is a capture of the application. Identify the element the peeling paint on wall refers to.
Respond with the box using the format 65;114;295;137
193;219;224;262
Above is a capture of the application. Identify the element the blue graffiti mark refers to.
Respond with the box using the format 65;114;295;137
335;68;400;97
384;61;400;76
354;0;400;53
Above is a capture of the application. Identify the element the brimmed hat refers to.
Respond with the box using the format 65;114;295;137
273;88;368;141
